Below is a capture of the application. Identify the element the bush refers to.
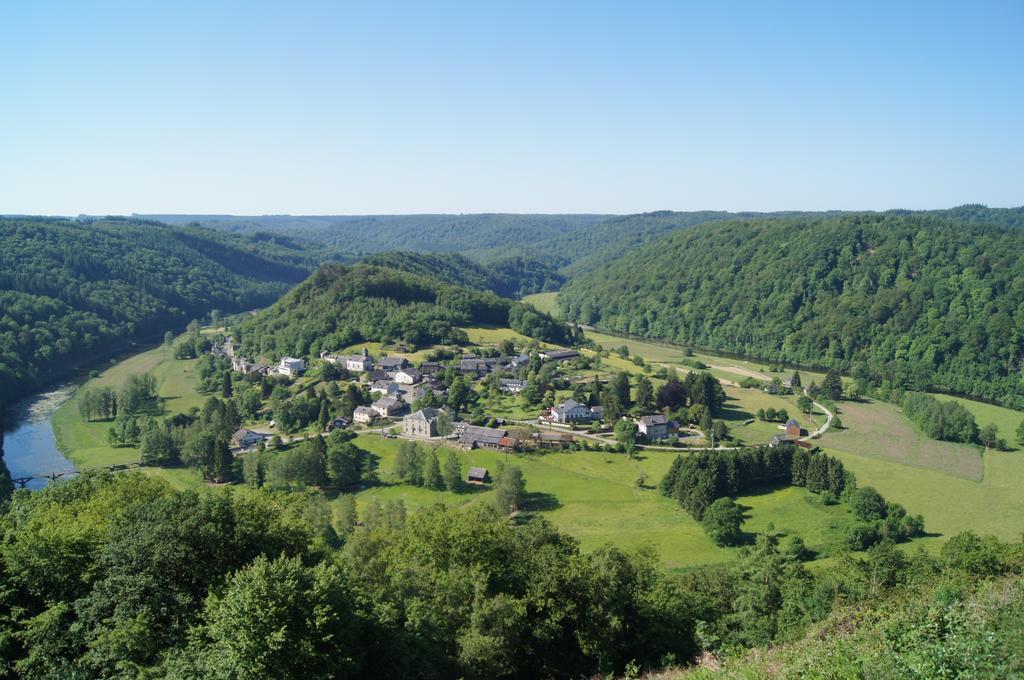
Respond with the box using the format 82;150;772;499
850;486;886;521
846;523;881;551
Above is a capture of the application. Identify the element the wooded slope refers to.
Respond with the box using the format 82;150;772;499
0;217;337;406
559;208;1024;406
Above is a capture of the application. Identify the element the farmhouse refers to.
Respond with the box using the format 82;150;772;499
510;353;531;368
352;406;375;424
231;356;253;373
276;357;306;377
769;434;793;447
539;349;580;362
786;418;802;436
419;361;444;375
231;428;265;450
459;357;500;376
370;380;401;396
499;378;528;393
378;356;409;371
549;399;599;424
455;423;509;449
402;408;444;438
532;432;574;449
402;408;439;437
395;368;422;385
467;467;489;484
636;414;669;440
371;396;406;418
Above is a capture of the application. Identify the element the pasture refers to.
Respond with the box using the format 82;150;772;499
826;399;983;480
348;434;885;571
521;291;561;317
51;340;206;490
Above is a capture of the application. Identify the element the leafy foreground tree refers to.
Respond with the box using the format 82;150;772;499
701;497;744;546
166;555;361;679
0;471;704;679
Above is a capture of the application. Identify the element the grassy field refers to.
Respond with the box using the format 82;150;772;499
577;328;1024;547
51;340;206;490
521;291;561;317
460;325;539;346
826;400;983;480
348;434;882;570
585;330;829;387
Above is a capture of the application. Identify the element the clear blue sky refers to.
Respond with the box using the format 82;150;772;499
1;1;1021;215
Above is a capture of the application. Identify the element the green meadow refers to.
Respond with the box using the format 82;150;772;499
51;339;206;490
521;291;561;317
582;329;1024;547
349;434;865;571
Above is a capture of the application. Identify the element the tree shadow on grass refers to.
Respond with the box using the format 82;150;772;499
718;403;754;423
521;491;561;512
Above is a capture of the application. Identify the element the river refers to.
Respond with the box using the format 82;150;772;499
3;385;79;490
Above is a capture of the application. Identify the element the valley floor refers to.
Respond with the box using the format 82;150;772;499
47;323;1024;571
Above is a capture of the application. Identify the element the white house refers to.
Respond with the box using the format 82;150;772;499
353;406;375;424
395;368;422;385
550;399;597;424
499;378;528;393
370;380;401;396
231;428;265;450
277;357;306;377
636;414;669;440
402;408;444;438
371;396;405;418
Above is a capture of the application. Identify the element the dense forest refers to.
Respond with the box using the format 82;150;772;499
0;471;1018;678
146;213;609;260
559;208;1024;407
360;251;564;298
146;211;787;276
0;217;341;408
236;263;577;359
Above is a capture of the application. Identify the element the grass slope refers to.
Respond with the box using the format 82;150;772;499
349;434;869;571
582;330;1024;547
51;339;206;490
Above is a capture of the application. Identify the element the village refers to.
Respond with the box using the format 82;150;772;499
213;331;826;487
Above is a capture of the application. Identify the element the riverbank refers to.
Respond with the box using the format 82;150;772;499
50;340;206;490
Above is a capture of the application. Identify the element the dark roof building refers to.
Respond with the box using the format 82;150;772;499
455;423;509;449
539;349;580;362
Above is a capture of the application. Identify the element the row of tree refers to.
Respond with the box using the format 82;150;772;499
78;373;158;421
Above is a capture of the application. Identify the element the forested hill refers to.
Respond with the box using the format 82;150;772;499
360;251;564;298
236;263;577;359
559;208;1024;407
144;213;609;260
142;211;789;275
0;217;343;407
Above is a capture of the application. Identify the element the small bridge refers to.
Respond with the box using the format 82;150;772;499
13;462;145;488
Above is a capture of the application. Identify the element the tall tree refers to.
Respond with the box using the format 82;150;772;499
442;450;461;492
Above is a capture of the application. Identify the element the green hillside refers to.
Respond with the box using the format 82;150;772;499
144;213;609;259
559;208;1024;407
236;263;577;358
0;217;343;407
360;251;564;298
